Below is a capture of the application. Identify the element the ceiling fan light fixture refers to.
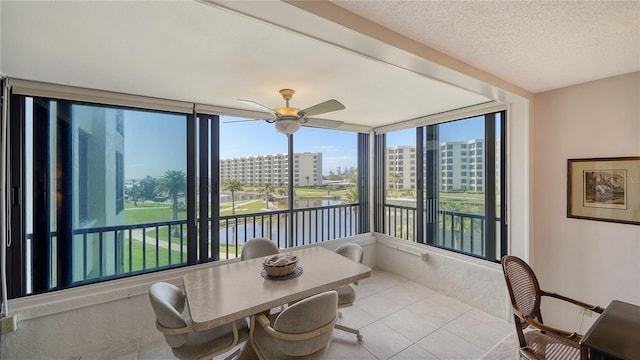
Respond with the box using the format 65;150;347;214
274;119;301;135
237;88;345;134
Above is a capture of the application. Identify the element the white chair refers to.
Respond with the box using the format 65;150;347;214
333;243;364;341
240;237;283;314
149;282;249;360
249;290;338;360
240;237;279;261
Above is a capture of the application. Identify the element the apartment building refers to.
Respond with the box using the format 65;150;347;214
386;146;416;190
386;139;501;192
220;152;322;187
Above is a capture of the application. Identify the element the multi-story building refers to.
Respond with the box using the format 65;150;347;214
386;139;500;192
220;152;322;187
387;146;417;190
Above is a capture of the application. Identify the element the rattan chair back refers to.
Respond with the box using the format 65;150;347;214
500;256;602;359
502;255;544;325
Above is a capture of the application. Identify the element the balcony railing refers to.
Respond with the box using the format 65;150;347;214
384;203;500;259
29;203;360;287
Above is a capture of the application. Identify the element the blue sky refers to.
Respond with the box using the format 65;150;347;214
124;111;486;179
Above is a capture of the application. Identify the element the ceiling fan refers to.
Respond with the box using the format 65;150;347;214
234;89;345;134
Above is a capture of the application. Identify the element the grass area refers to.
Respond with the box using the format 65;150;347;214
220;199;267;216
124;201;186;225
123;239;184;271
294;187;349;197
123;239;242;270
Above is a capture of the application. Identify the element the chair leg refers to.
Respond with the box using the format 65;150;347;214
222;347;242;360
335;323;363;341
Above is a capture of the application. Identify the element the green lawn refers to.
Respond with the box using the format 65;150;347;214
123;239;242;271
124;201;186;225
123;239;184;271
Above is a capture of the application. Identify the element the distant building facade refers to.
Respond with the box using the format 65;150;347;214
220;152;322;187
386;139;500;192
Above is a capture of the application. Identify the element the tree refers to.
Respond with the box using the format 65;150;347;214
389;172;402;197
139;175;159;202
343;186;358;204
126;179;141;206
222;179;243;215
156;170;186;220
439;200;481;250
261;183;274;210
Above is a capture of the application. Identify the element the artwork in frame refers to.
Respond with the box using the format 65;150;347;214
567;157;640;225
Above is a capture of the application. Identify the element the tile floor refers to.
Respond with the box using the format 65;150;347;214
135;268;512;360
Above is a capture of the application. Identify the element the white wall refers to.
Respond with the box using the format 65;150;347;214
375;235;510;320
533;72;640;331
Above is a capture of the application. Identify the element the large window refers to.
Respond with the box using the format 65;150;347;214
380;110;507;262
6;87;368;298
9;94;191;297
216;119;364;251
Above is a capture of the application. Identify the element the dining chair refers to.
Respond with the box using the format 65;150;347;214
149;282;250;360
501;255;604;360
249;290;338;360
240;237;279;261
333;243;364;341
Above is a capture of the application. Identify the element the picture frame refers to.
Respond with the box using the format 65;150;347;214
567;156;640;225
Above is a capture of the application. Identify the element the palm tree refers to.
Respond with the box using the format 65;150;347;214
261;183;274;210
222;179;243;215
389;172;402;198
439;200;481;251
156;170;186;220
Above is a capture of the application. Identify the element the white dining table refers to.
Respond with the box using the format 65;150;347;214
183;245;371;332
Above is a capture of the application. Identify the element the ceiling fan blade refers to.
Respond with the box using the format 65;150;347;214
238;99;277;116
301;99;345;117
303;118;344;129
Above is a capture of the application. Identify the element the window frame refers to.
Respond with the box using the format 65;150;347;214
5;81;370;299
375;106;507;262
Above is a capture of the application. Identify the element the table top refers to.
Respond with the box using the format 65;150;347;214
580;300;640;360
183;246;371;331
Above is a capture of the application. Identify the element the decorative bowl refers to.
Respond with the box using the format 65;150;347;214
262;254;299;277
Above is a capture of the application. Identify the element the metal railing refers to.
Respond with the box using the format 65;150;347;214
383;203;499;259
30;203;361;287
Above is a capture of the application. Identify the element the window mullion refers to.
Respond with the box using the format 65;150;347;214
198;115;210;262
484;113;497;261
210;116;220;260
416;127;424;243
186;113;197;264
8;95;27;298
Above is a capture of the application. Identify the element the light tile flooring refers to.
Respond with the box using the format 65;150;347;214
135;268;512;360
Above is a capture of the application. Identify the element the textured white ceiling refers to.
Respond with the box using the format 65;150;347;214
2;1;637;131
0;0;491;129
332;1;640;93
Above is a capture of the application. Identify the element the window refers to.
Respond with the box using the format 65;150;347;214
379;110;507;262
9;93;190;297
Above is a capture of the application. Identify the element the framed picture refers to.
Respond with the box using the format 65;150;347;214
567;157;640;225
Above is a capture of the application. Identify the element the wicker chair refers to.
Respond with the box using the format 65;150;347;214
501;256;604;360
